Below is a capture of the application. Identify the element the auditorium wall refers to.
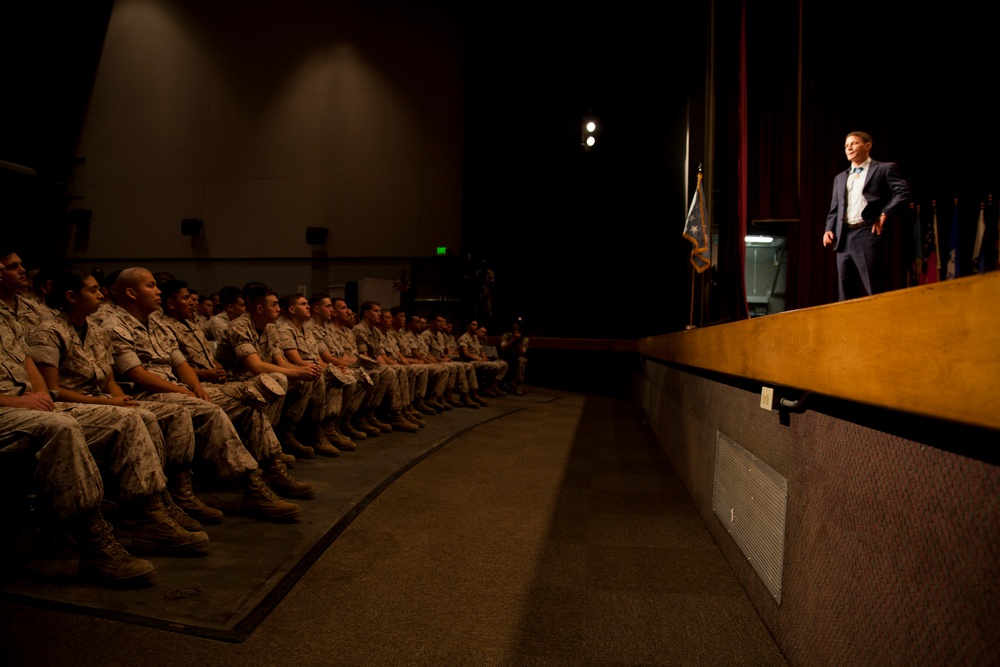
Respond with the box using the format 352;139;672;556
634;359;998;665
63;0;465;289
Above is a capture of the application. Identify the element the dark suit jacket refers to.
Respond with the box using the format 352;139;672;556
825;159;911;252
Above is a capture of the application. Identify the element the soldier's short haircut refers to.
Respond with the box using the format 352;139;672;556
159;279;189;300
242;282;273;306
279;293;305;313
308;293;330;307
359;301;380;316
47;269;90;310
218;285;243;307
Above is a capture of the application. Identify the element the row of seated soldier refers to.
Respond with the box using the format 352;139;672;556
0;247;521;587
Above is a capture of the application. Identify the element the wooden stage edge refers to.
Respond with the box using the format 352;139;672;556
536;273;1000;431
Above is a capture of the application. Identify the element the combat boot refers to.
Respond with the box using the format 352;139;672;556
340;419;367;441
368;412;392;433
311;427;341;457
131;496;209;555
261;456;316;499
242;470;302;521
353;415;381;437
161;491;203;531
388;412;419;433
406;407;426;426
72;510;155;586
169;470;223;524
460;393;480;409
413;398;437;415
470;391;488;407
323;421;356;451
281;427;315;459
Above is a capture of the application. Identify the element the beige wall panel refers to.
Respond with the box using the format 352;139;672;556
70;0;463;262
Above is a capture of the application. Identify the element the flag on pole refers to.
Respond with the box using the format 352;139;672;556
972;202;986;273
683;173;711;273
946;199;959;280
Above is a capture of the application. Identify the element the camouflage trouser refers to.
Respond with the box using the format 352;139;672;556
0;407;104;520
55;403;167;502
364;367;393;412
439;361;468;394
377;365;408;412
337;367;371;419
139;392;257;478
470;360;507;387
134;400;196;469
318;367;346;421
417;363;450;401
281;376;321;429
456;361;478;392
204;374;286;460
399;364;429;403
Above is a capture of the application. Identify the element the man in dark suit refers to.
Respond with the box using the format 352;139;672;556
823;131;911;300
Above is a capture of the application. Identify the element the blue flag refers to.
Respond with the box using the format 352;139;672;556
683;173;711;273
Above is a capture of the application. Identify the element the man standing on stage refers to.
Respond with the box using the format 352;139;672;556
823;131;911;301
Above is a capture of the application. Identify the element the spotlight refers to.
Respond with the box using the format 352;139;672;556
582;117;598;149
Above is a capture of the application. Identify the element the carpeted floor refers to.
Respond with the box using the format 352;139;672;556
0;390;786;666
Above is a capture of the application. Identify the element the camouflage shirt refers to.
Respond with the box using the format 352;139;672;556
419;329;447;357
276;316;326;362
28;312;115;396
457;331;484;358
305;319;341;357
206;313;232;341
0;313;33;396
215;313;282;380
159;313;217;371
330;323;360;357
101;305;186;383
0;293;54;334
352;321;383;358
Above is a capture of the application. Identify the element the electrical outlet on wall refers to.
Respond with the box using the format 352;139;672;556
760;386;774;411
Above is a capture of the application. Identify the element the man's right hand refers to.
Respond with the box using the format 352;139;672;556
2;392;56;412
823;230;835;247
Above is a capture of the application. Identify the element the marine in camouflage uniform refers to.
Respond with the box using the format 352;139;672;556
102;269;310;518
420;316;478;407
3;305;207;564
159;307;287;462
0;251;55;335
458;321;508;397
306;295;370;442
102;303;259;476
29;311;196;472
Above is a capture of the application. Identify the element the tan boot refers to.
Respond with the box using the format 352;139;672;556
312;428;341;457
261;457;316;499
169;470;223;524
72;511;155;586
161;491;203;531
353;415;381;437
281;428;315;459
341;419;367;441
242;470;302;521
324;422;356;451
389;412;419;433
131;497;209;555
368;413;392;433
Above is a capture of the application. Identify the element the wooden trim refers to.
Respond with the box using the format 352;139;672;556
637;273;1000;431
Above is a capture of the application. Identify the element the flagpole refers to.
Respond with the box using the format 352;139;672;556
689;264;696;329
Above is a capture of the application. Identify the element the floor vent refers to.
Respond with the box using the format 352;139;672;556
712;431;787;604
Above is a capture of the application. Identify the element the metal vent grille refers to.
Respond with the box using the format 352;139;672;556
712;431;788;604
